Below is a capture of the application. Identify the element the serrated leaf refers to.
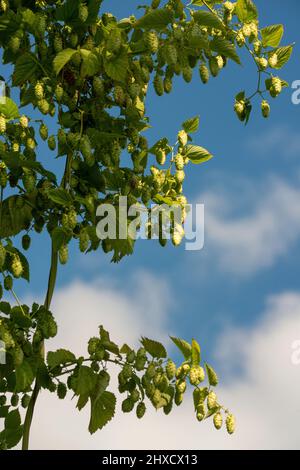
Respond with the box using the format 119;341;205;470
80;49;100;77
135;8;173;30
88;391;116;434
5;409;21;429
0;301;11;315
261;24;284;48
182;116;200;134
193;11;225;31
170;336;192;360
73;366;97;396
47;188;73;206
0;97;19;121
141;337;167;359
205;363;218;386
3;426;24;449
271;45;293;69
235;0;258;23
53;48;77;75
12;53;39;86
185;145;213;164
15;360;35;392
191;339;201;366
47;349;76;370
104;49;128;82
0;195;33;238
210;37;241;65
51;227;72;252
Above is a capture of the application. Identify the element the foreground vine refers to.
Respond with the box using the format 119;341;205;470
0;0;292;449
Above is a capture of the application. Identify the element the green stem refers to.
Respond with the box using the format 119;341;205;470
21;243;58;450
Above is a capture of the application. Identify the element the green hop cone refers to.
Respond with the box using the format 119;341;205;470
11;255;23;279
182;65;193;83
38;99;50;115
4;275;13;291
55;84;64;102
54;33;63;53
39;123;48;141
226;413;236;435
207;391;217;410
164;76;173;94
34;82;44;100
59;244;69;265
213;412;223;430
79;229;90;252
0;243;6;269
151;0;161;8
9;36;21;53
234;100;246;122
79;4;89;23
10;394;19;407
21;394;31;409
176;379;186;394
189;366;205;386
19;115;29;128
136;402;146;419
122;364;133;379
153;74;164;96
145;31;159;53
268;53;278;68
122;397;135;413
0;115;6;134
175;170;185;184
93;77;104;97
166;360;176;380
209;57;219;78
175;154;184;170
48;135;56;151
270;77;282;98
165;44;178;66
22;171;36;192
57;382;67;399
199;64;209;84
22;234;31;252
114;85;125;105
174;390;183;406
261;100;270;118
196;403;205;421
146;363;156;379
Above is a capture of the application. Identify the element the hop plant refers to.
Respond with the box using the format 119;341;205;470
226;414;236;435
0;243;6;269
199;64;209;84
0;115;6;134
268;53;278;68
207;391;217;410
11;256;23;279
34;82;44;100
19;115;29;128
261;100;270;118
79;3;89;23
59;244;69;265
213;412;223;430
136;402;146;419
153;74;164;96
55;84;64;102
145;31;159;53
48;136;56;151
39;123;48;141
270;77;282;97
166;360;176;380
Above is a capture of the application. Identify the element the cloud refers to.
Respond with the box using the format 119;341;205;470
199;175;300;275
247;126;300;158
29;279;300;450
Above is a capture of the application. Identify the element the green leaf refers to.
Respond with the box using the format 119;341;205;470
0;195;33;238
88;391;116;434
193;11;225;31
12;53;39;86
47;349;76;370
51;227;72;252
47;188;73;206
80;49;100;77
135;8;173;30
210;37;241;65
10;306;32;328
104;49;129;82
141;337;167;359
170;336;192;360
53;48;77;75
182;116;200;134
0;301;11;315
15;360;35;392
5;409;21;429
270;45;293;69
261;24;284;48
191;339;201;366
205;363;219;386
3;426;24;449
73;366;97;396
235;0;258;23
185;145;213;164
0;97;19;121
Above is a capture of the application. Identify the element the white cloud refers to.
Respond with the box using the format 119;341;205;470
29;279;300;450
247;126;300;158
199;175;300;275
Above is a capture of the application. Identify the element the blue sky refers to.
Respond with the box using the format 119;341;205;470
2;0;300;449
